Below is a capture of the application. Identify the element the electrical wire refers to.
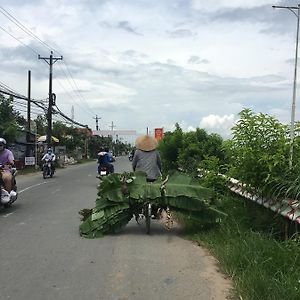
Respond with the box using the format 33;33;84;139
0;6;96;126
0;24;39;56
0;6;61;56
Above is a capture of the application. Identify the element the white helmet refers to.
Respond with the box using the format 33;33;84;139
0;138;6;145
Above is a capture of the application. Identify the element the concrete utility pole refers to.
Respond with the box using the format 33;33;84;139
93;115;101;130
109;121;116;142
273;4;300;168
109;121;116;131
27;70;31;132
38;51;63;148
71;106;74;120
26;70;31;156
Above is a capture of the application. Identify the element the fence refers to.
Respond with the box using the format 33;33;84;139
228;178;300;224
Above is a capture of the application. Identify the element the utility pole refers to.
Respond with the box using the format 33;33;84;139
93;115;101;130
71;106;74;120
273;4;300;168
109;121;116;143
26;70;31;156
38;51;63;148
109;121;116;131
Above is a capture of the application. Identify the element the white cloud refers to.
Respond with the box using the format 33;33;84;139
191;0;281;11
0;1;297;143
200;114;237;138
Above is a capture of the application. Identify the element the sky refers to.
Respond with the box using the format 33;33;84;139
0;0;300;143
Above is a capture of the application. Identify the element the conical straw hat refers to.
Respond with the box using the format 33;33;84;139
135;135;158;151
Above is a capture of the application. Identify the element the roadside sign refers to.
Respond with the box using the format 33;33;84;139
25;156;35;166
154;128;163;140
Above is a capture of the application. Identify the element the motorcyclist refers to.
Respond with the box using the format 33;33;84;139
105;147;115;173
0;138;16;196
42;148;56;173
128;148;135;161
97;147;113;177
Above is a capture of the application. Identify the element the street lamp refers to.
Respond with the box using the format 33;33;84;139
273;4;300;168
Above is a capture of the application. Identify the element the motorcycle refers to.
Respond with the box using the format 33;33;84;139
99;165;109;176
97;162;115;177
0;164;18;208
42;159;54;179
128;153;133;161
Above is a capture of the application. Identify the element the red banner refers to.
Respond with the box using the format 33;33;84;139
154;128;163;140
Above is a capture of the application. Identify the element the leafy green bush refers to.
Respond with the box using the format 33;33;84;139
158;123;225;175
224;109;291;197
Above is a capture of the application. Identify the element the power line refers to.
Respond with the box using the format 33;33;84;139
0;6;61;56
55;70;94;117
58;62;95;116
0;6;93;116
0;6;95;128
0;83;88;128
0;24;39;55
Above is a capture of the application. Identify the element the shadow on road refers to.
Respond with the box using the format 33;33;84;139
114;218;185;237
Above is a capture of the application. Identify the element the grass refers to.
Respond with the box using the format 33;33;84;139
180;193;300;300
17;166;41;175
17;158;95;175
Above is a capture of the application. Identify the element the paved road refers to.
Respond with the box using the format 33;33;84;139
0;157;231;300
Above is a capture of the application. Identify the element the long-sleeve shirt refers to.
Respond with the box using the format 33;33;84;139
132;149;162;180
42;153;56;162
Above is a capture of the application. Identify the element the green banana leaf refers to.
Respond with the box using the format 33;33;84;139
79;171;225;238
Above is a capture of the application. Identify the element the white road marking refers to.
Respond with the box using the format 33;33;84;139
18;182;48;194
3;212;14;218
51;188;61;194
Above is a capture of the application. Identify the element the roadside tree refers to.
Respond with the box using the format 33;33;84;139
0;94;21;144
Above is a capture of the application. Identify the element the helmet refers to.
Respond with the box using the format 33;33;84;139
0;138;6;145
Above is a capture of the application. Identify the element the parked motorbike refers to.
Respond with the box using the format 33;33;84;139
0;164;18;208
42;159;54;179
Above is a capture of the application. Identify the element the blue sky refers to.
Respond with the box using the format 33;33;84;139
0;0;299;142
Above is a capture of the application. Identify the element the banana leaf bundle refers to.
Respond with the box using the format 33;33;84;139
79;171;225;238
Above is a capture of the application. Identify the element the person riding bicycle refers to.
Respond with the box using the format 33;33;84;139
41;148;56;172
132;135;162;182
132;135;162;220
0;137;16;197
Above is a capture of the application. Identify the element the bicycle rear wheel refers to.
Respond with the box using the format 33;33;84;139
145;203;151;234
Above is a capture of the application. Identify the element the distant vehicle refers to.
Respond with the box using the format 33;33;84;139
42;159;54;179
128;149;135;161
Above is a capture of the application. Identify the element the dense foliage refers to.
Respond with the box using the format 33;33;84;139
158;123;225;175
224;108;300;199
0;94;22;144
160;111;300;300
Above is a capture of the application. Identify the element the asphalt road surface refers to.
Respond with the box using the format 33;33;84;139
0;156;231;300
